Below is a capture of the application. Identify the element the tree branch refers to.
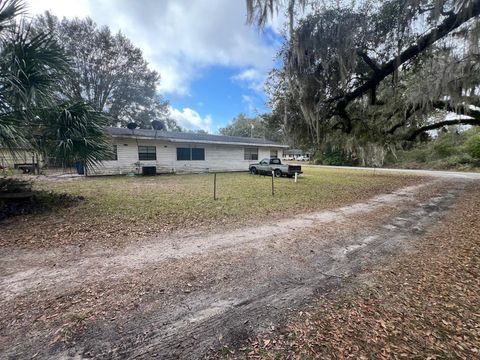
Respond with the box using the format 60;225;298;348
357;50;381;73
387;103;427;135
405;101;480;140
430;100;480;121
335;0;480;116
405;117;480;140
388;120;407;135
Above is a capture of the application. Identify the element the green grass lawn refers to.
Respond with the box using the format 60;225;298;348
2;167;425;248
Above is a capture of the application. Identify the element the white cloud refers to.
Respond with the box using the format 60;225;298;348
27;0;90;19
27;0;277;96
232;68;267;93
241;94;258;114
169;106;212;132
266;11;287;36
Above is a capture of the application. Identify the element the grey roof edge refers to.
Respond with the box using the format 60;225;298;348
106;127;289;148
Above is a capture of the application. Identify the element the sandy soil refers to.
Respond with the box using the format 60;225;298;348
0;177;475;359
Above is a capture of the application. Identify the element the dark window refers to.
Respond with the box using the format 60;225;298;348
270;158;281;165
270;149;278;158
244;147;258;160
177;148;191;161
177;147;205;161
191;148;205;160
104;145;118;161
138;146;156;160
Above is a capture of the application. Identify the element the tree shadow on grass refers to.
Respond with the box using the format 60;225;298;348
0;178;84;221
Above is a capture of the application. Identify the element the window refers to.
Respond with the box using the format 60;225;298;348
191;148;205;160
138;146;156;160
176;147;205;161
177;148;190;161
270;149;278;158
244;147;258;160
270;158;281;165
104;145;118;161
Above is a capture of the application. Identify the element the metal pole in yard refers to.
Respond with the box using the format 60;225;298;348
35;153;40;175
271;170;275;196
213;173;217;200
294;172;298;183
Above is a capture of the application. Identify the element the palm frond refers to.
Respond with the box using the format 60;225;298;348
0;0;25;37
0;21;70;110
40;101;112;170
0;112;27;149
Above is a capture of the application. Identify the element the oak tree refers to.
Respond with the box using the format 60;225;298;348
33;12;171;129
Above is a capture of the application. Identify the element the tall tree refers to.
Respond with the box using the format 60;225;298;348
33;12;171;129
219;113;283;141
247;0;480;164
0;0;111;170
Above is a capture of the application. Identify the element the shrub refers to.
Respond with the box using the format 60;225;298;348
465;134;480;159
395;147;430;163
323;152;343;166
433;137;457;158
443;154;473;167
0;178;32;193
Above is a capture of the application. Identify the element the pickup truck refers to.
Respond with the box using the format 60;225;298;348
249;158;302;178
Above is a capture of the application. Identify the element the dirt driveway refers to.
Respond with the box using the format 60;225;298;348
0;175;477;359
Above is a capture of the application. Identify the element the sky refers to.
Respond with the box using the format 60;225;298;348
27;0;286;133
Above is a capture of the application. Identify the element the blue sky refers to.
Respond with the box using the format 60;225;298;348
28;0;286;133
169;66;268;133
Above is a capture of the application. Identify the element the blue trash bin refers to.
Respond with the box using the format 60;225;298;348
75;161;85;175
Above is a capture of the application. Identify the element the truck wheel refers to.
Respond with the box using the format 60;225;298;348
274;169;282;177
250;167;257;175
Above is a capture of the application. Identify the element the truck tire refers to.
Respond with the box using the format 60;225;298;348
250;167;257;175
274;169;282;177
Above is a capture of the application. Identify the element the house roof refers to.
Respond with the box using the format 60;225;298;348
106;127;289;148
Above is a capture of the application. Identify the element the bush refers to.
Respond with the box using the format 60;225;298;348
312;152;323;165
442;154;473;168
465;134;480;159
0;178;32;193
433;137;457;157
395;147;430;164
323;152;343;166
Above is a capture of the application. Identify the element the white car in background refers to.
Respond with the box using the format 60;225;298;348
296;155;310;161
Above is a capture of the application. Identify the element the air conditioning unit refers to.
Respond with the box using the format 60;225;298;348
142;166;156;176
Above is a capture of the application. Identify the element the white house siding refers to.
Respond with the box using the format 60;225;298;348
90;137;284;175
0;149;38;168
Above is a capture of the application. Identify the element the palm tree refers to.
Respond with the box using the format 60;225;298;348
0;0;26;150
0;0;111;171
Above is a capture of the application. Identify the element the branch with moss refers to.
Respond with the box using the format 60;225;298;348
404;101;480;140
335;0;480;122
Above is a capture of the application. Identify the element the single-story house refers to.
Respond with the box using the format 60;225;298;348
90;127;289;175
